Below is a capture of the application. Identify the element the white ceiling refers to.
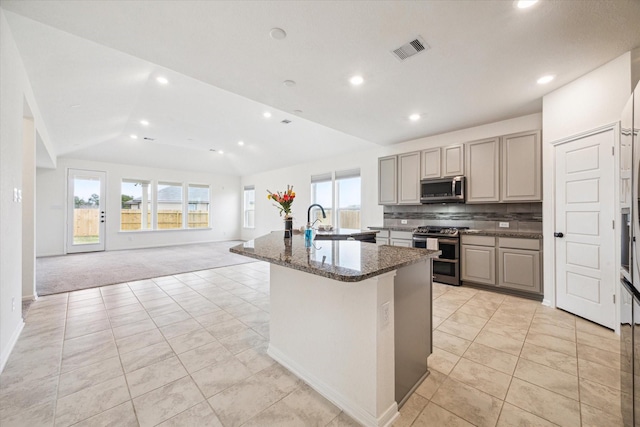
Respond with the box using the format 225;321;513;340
2;0;640;175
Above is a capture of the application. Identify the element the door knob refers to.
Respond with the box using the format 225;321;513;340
554;232;564;238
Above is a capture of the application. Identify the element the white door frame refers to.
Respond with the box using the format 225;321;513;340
544;122;619;332
66;168;107;254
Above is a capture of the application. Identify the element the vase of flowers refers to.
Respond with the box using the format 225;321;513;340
267;185;296;238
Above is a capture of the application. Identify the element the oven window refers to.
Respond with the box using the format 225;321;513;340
439;242;456;259
433;260;456;277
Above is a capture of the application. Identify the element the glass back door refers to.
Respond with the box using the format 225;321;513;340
67;169;106;253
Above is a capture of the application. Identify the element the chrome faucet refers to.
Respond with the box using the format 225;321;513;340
307;204;326;227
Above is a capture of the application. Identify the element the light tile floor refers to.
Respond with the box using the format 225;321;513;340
0;262;621;427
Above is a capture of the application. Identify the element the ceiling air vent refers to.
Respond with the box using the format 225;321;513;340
281;119;292;124
143;137;155;141
391;36;429;61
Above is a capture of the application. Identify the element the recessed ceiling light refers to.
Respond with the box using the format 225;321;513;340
130;134;138;139
537;74;555;84
156;76;169;85
516;0;538;8
409;113;421;121
350;75;364;86
263;112;272;118
218;150;224;155
140;120;149;126
283;80;296;87
270;28;287;40
238;141;244;146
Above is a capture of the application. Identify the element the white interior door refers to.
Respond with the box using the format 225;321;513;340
67;169;106;253
554;128;615;329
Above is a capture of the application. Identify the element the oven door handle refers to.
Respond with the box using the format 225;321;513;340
438;238;458;245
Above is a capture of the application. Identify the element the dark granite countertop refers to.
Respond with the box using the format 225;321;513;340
368;226;415;232
368;226;542;239
314;228;379;238
229;232;440;282
460;229;543;239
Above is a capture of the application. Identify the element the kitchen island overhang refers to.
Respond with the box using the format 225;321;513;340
230;233;440;427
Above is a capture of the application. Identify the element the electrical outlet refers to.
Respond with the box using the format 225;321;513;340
381;301;390;328
12;297;15;312
499;222;509;228
401;219;408;224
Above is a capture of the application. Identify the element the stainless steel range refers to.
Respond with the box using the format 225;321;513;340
412;226;468;286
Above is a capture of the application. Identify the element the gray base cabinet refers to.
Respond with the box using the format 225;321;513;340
461;235;542;296
461;236;496;285
390;230;413;247
497;237;541;293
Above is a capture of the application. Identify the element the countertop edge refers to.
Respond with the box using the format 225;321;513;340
229;245;440;282
368;226;542;239
459;230;543;239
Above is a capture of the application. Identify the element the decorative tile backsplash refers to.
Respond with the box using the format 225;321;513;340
383;202;542;232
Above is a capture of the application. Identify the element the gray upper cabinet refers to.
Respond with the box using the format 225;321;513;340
378;155;397;205
465;130;542;204
465;137;500;203
421;148;441;179
421;145;464;179
398;152;421;204
501;130;541;202
442;145;464;177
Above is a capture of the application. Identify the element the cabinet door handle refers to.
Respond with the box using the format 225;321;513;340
554;232;564;238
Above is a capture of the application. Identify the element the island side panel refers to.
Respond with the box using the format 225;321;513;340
393;259;432;406
268;264;397;427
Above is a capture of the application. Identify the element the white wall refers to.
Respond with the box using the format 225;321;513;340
36;158;241;256
542;52;632;308
241;113;542;241
0;11;53;371
22;117;36;301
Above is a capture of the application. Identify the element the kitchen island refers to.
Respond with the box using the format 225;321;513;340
230;232;440;427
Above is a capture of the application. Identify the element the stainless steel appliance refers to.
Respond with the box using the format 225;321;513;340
412;226;467;286
620;80;640;426
420;176;465;204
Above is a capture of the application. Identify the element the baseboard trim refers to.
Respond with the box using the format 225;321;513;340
22;294;37;302
0;320;24;373
268;344;398;427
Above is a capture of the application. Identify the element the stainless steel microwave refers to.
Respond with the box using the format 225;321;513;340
420;176;465;203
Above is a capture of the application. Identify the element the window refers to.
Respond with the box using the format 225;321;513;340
336;169;361;229
120;180;211;231
311;169;361;228
188;184;210;228
311;173;333;226
121;179;151;231
157;182;183;229
243;185;255;228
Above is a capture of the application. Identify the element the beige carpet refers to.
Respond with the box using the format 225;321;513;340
36;241;253;295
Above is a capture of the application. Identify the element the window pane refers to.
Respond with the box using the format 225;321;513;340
244;187;255;228
311;180;333;226
188;184;210;228
121;179;151;231
337;175;361;229
158;182;183;229
73;176;101;244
